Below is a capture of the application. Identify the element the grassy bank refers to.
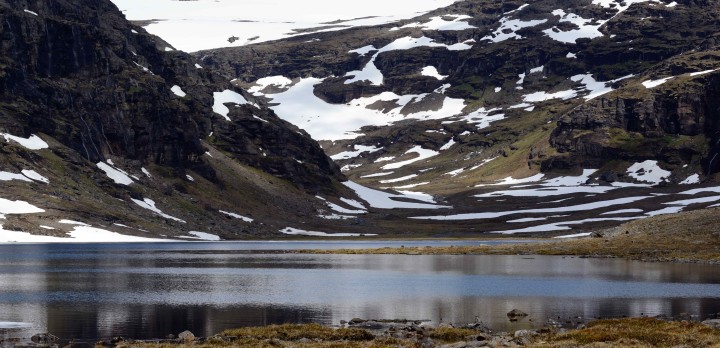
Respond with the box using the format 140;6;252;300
298;207;720;263
107;318;720;347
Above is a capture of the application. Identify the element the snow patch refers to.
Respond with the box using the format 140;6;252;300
348;45;377;56
171;85;186;97
421;66;448;80
680;174;700;185
184;231;221;241
132;198;186;223
97;162;134;185
395;14;476;31
381;146;439;170
627;160;670;185
1;133;49;150
21;170;49;184
279;227;375;237
330;145;382;160
642;77;674;89
213;90;248;121
343;181;450;210
219;210;254;222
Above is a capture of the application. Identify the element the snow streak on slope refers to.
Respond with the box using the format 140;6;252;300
110;0;459;52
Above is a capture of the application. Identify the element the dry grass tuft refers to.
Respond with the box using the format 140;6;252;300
426;326;478;342
531;318;720;347
221;323;374;341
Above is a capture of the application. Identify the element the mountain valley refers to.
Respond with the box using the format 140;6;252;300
0;0;719;240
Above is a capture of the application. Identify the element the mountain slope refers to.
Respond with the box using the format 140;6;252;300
183;0;720;236
0;0;359;241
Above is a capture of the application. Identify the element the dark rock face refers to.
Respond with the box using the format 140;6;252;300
0;0;342;192
546;71;720;175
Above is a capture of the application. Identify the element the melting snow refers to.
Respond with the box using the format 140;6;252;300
0;198;44;218
0;224;166;243
343;181;450;210
330;145;382;160
247;76;294;95
394;14;476;31
689;69;717;77
645;206;684;217
279;227;375;237
482;16;548;42
627;160;670;185
340;198;366;210
21;170;49;184
0;172;31;183
440;138;456;151
451;107;505;129
132;198;186;223
171;85;186;97
212;90;248;121
348;45;377;56
345;36;472;86
381;146;439;170
184;231;221;241
477;174;545;187
219;210;254;222
543;9;604;44
529;66;544;74
680;174;700;185
1;133;49;150
267;77;468;140
421;66;448;80
379;174;418;184
601;208;644;215
361;172;394;178
642;77;674;89
97;162;134;185
490;217;640;234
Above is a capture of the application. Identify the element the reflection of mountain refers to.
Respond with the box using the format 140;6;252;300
2;248;720;339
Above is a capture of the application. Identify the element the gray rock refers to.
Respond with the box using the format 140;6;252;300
31;333;58;343
513;329;537;338
178;330;195;342
702;319;720;329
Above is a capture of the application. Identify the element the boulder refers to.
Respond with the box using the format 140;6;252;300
178;330;196;342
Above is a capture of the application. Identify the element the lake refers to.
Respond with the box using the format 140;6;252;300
0;241;719;342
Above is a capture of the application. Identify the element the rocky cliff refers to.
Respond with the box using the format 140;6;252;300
0;0;352;240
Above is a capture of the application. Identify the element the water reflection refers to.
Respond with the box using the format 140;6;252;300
0;243;718;340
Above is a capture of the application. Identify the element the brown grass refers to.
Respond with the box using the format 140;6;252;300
221;323;373;341
529;318;720;347
109;319;720;348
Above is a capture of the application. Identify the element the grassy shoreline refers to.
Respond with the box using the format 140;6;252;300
106;318;720;348
294;207;720;264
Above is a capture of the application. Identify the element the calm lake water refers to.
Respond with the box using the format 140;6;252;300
0;241;719;342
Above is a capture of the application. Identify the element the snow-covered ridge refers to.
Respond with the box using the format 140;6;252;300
110;0;459;52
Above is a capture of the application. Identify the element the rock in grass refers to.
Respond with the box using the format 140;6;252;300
178;330;195;342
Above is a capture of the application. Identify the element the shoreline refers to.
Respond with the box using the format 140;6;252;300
83;316;720;348
292;207;720;264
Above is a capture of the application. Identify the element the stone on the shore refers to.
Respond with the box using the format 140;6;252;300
507;309;529;322
31;333;58;343
178;330;195;342
702;319;720;329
